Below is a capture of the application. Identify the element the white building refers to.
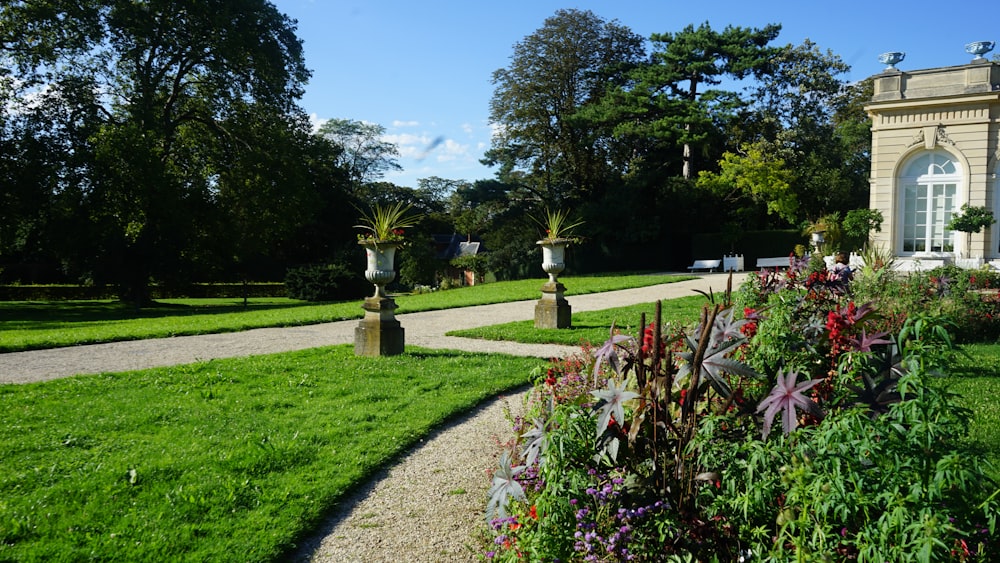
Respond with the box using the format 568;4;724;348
865;45;1000;269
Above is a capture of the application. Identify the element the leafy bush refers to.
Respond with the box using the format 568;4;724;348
283;263;367;302
482;267;1000;561
852;265;1000;343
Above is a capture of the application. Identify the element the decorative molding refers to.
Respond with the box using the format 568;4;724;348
877;106;988;127
935;126;955;146
908;126;954;149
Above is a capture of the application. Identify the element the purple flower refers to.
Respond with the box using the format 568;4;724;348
757;369;825;437
590;379;639;439
849;329;892;353
592;323;634;381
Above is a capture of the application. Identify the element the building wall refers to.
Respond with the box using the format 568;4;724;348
866;62;1000;260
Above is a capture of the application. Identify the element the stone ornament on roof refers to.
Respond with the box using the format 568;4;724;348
878;51;905;70
965;41;995;61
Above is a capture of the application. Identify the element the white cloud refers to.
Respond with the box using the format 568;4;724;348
433;139;468;162
461;122;474;135
308;113;327;132
383;132;433;159
392;120;420;127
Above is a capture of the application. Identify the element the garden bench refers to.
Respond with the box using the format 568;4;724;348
686;259;721;272
756;256;791;269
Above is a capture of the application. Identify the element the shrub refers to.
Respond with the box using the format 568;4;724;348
852;265;1000;343
283;263;367;302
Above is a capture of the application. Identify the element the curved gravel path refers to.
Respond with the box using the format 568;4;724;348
0;273;748;561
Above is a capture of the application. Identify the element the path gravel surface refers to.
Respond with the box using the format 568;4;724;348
0;272;748;562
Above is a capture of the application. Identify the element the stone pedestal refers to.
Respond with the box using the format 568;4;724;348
535;281;571;329
354;296;404;356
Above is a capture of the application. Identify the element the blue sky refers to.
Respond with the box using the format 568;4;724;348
270;0;997;188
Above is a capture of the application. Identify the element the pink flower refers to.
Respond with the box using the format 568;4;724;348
757;369;824;437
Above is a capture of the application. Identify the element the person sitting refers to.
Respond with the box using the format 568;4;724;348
830;251;853;282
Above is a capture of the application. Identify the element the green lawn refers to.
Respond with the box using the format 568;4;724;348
0;346;545;562
0;274;692;353
447;295;709;345
948;344;1000;471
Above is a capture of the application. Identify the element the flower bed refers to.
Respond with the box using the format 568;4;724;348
482;260;1000;561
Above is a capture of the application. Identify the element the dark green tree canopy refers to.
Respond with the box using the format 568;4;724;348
486;8;645;205
612;22;782;179
1;0;316;302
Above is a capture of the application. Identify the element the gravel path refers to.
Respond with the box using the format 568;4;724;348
0;273;747;561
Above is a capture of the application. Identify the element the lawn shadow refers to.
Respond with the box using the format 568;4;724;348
0;299;315;328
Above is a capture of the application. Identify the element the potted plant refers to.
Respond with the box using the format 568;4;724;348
354;202;422;296
532;208;584;283
803;214;842;257
947;204;994;265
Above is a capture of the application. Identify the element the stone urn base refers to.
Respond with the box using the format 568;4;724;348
534;281;571;329
354;295;405;356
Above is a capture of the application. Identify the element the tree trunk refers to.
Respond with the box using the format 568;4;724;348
682;137;692;180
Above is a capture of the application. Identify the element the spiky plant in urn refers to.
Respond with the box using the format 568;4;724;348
353;202;422;356
532;208;583;329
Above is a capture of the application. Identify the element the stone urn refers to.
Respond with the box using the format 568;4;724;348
965;41;995;61
355;240;404;356
878;51;905;70
362;241;398;297
535;238;572;329
539;238;568;283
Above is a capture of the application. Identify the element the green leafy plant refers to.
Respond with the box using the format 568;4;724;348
532;207;585;243
948;204;995;235
842;208;884;251
284;262;367;302
484;267;1000;561
948;204;996;257
354;201;423;243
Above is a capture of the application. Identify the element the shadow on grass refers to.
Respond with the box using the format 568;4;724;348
952;344;1000;378
0;299;316;327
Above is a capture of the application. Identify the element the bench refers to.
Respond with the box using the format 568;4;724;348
756;256;791;269
687;259;721;272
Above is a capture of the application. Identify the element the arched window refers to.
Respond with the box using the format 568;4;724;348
899;151;961;253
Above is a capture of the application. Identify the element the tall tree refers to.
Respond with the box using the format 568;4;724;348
0;0;311;305
609;22;781;180
738;40;863;222
486;9;644;205
316;118;401;187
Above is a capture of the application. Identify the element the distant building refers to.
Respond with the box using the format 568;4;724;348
432;234;485;285
866;44;1000;269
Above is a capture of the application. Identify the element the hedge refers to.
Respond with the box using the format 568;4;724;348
0;283;287;301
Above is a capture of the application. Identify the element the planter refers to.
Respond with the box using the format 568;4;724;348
356;240;404;356
965;41;994;60
360;240;398;297
538;238;569;283
878;51;905;70
956;257;985;270
535;238;572;329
